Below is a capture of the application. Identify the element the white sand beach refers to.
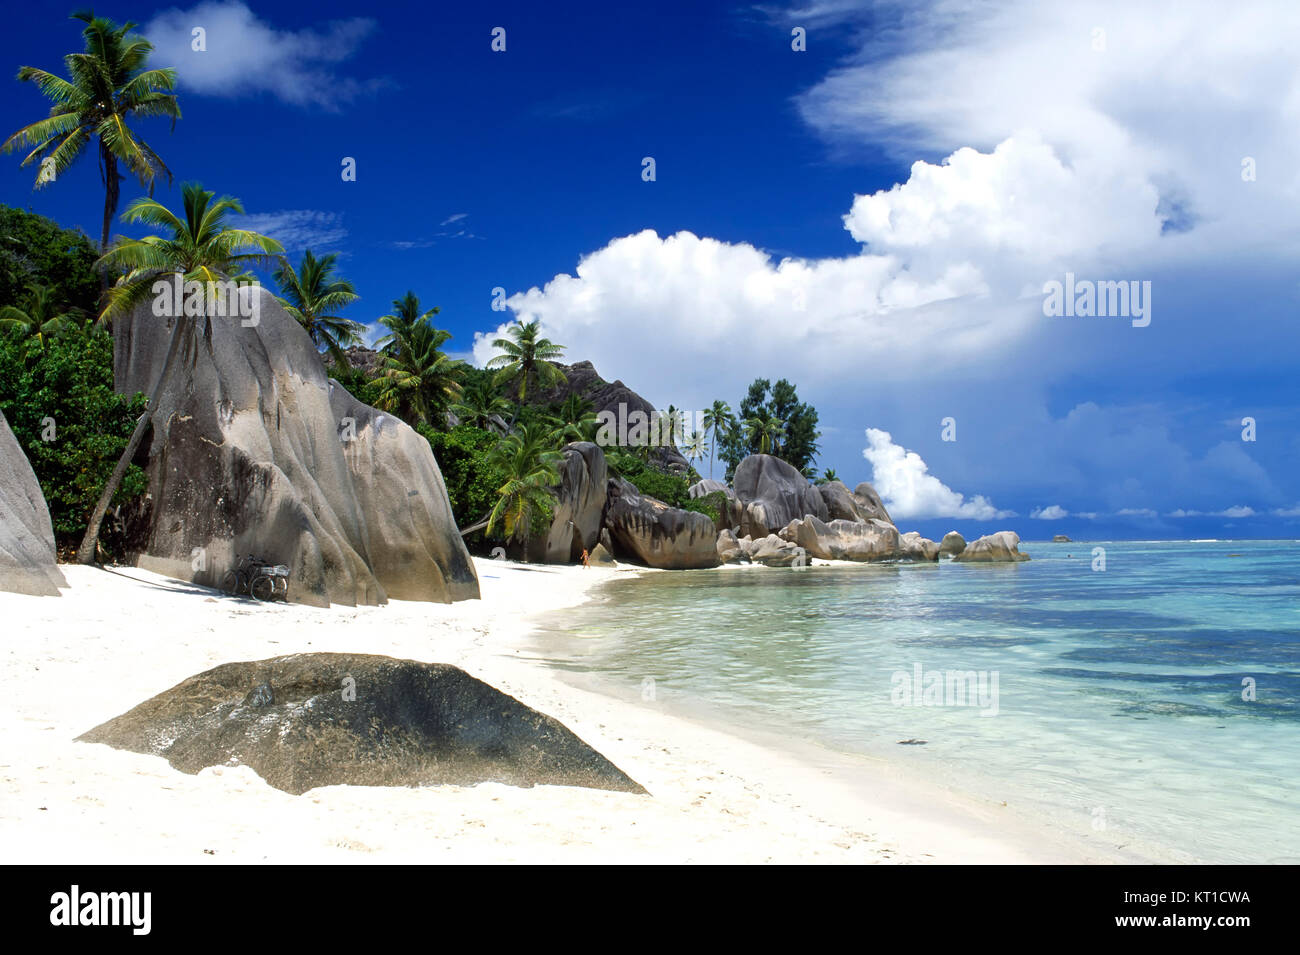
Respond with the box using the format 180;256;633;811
0;558;1134;864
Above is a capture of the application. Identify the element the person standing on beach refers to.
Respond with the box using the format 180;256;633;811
581;548;590;569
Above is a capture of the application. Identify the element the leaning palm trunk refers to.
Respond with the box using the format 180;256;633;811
77;315;188;564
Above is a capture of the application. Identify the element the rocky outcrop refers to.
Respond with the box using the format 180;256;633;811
603;479;720;569
851;482;893;524
112;285;478;607
588;543;617;566
1052;534;1072;543
533;360;690;474
733;454;828;537
526;441;608;563
938;531;967;557
78;653;645;795
953;531;1031;562
716;528;744;563
778;515;900;562
0;409;66;596
899;531;941;562
689;479;728;498
748;533;806;567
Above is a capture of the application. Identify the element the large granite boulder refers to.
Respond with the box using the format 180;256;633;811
748;533;806;567
0;409;66;596
852;482;893;524
779;515;900;562
112;285;478;606
78;653;645;795
938;531;967;557
526;441;609;563
716;528;745;563
733;454;828;537
899;531;941;562
603;479;720;569
689;479;729;498
953;531;1031;562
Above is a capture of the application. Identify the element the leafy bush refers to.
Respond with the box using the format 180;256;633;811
0;205;100;314
0;329;148;551
419;423;508;536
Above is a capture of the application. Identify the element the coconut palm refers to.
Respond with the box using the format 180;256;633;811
486;319;566;403
659;405;686;448
483;420;564;549
815;467;839;486
77;183;284;565
452;375;512;431
551;393;598;442
2;11;180;251
375;290;438;356
0;284;83;350
373;319;465;427
273;250;363;366
745;414;786;455
702;399;735;480
681;429;709;470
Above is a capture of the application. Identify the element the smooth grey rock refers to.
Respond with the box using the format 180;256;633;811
733;454;828;537
688;479;729;499
716;528;745;563
851;482;893;524
899;531;941;562
78;653;645;795
953;531;1031;563
779;515;900;561
748;533;806;567
603;479;721;569
0;409;66;596
588;542;617;566
527;441;608;563
939;531;967;557
112;285;478;606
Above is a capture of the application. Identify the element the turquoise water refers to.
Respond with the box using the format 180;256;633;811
532;541;1300;863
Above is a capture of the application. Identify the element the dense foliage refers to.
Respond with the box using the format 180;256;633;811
0;329;147;552
718;377;821;480
0;204;99;313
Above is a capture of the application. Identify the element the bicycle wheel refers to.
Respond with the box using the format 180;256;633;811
221;571;238;595
251;575;275;602
274;577;288;600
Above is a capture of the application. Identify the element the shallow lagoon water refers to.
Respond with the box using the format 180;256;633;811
532;541;1300;863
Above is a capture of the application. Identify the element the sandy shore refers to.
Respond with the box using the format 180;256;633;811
0;558;1132;864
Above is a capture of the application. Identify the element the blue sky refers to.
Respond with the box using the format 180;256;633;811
2;0;1298;541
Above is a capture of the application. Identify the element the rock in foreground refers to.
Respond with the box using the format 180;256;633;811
78;653;645;796
0;409;66;596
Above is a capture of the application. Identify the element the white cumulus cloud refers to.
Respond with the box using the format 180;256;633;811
862;428;1013;520
1030;505;1069;520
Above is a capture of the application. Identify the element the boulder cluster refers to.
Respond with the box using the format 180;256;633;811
529;446;1030;569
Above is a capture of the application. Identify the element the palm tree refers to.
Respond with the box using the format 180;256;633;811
659;405;685;449
745;414;786;455
273;250;363;366
452;375;512;431
702;399;735;480
483;420;564;550
77;182;284;565
486;319;566;403
2;11;180;251
375;290;437;355
0;284;82;350
551;393;598;442
816;468;839;486
373;319;465;427
681;429;709;471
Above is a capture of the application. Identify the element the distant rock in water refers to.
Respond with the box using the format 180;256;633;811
0;409;66;596
78;653;646;796
953;531;1031;562
1052;534;1072;543
112;285;478;607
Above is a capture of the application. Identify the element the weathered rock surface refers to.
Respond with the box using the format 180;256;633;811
716;528;744;563
689;479;729;498
779;515;900;562
113;285;478;606
603;479;721;569
588;543;617;566
851;482;893;524
78;653;645;795
953;531;1031;562
0;409;66;596
733;454;828;537
748;533;806;567
1052;534;1072;543
526;441;609;563
899;531;941;562
938;531;967;557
